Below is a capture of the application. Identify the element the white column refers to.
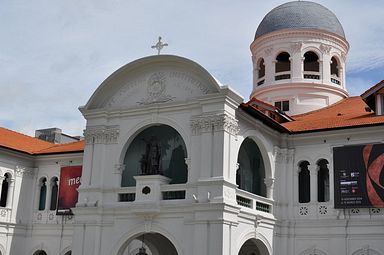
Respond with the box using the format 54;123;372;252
291;55;301;82
322;55;332;85
310;166;317;203
264;177;275;199
264;55;275;85
6;178;15;208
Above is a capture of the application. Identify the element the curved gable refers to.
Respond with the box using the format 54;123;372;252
84;55;221;110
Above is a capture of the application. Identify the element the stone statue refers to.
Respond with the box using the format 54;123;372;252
140;136;162;175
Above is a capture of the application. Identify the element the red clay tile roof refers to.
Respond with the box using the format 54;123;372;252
34;140;85;155
0;127;84;155
282;96;384;133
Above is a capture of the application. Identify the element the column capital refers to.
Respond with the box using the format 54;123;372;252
83;125;120;144
190;113;239;136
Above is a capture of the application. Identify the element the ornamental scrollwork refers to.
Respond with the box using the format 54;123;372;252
319;43;332;55
291;42;302;54
190;113;239;136
15;166;35;178
83;125;120;144
274;147;294;164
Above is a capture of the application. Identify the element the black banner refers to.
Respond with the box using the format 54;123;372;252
334;144;384;208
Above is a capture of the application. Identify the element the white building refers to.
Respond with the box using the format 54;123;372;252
0;1;383;255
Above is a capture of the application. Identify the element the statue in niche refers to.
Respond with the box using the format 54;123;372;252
140;136;162;175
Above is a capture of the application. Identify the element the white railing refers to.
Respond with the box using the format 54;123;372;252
161;183;187;200
117;184;187;202
275;71;291;81
236;189;273;213
331;75;341;85
256;77;265;86
117;186;136;202
303;71;320;80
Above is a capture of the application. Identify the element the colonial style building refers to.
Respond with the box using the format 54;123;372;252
0;1;383;255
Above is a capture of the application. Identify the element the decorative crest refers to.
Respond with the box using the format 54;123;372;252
151;36;168;55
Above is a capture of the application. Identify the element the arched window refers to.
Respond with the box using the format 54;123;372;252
257;58;266;85
258;58;265;79
298;161;310;203
275;52;291;80
304;51;320;79
0;173;10;207
330;56;341;85
330;57;339;77
38;177;47;211
317;159;330;202
50;177;59;210
122;125;188;187
237;138;266;197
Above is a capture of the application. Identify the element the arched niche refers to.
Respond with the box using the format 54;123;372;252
121;124;188;187
236;138;267;197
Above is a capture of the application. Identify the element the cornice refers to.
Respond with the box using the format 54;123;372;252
250;29;349;53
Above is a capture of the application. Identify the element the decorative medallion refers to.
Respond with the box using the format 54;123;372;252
138;72;174;105
299;206;309;216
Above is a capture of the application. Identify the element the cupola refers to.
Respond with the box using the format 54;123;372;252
250;1;349;115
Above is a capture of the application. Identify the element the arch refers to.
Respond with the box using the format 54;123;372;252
304;51;320;73
118;117;190;165
0;244;5;255
257;58;265;79
275;52;291;72
112;224;182;255
236;131;274;181
60;246;72;255
33;250;48;255
236;231;272;255
49;176;59;210
351;248;382;255
121;124;188;187
30;244;51;255
298;161;310;203
237;138;266;196
0;173;10;207
299;248;327;255
317;159;330;202
38;177;47;211
330;56;340;77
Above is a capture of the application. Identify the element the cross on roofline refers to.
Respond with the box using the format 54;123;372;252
151;36;168;55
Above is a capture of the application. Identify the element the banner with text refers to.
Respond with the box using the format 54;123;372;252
57;166;82;215
334;144;384;208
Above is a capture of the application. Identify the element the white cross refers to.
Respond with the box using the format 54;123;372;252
151;36;168;55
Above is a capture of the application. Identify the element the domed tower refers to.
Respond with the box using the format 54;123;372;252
250;1;349;115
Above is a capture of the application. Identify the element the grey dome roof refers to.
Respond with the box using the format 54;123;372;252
255;1;345;39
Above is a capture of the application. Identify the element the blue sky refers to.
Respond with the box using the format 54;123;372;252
1;0;383;136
